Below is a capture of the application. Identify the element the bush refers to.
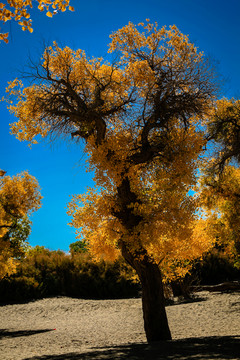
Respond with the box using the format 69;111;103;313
167;249;240;300
0;276;39;303
190;249;240;285
0;248;140;303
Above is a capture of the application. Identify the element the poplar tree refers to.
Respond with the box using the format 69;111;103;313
7;21;217;341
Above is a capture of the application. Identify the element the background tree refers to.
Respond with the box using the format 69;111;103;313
199;99;240;266
7;215;32;257
0;170;42;278
206;99;240;172
0;0;74;43
7;21;217;342
69;239;88;254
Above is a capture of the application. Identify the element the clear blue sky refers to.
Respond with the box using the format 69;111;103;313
1;0;240;252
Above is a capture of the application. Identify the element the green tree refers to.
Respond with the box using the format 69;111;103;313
6;215;32;258
69;239;88;254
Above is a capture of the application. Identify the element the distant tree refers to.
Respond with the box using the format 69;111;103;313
26;245;64;256
7;21;217;341
0;0;74;43
27;245;48;254
70;239;88;254
0;171;42;278
6;215;32;258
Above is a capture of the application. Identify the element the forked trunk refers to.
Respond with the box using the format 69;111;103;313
121;243;172;342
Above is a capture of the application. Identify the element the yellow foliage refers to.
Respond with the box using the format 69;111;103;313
0;239;18;279
0;171;42;278
67;119;212;278
199;165;240;259
0;0;73;42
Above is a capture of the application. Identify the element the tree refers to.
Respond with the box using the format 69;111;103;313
199;99;240;265
0;0;74;43
6;215;32;257
204;168;240;265
0;170;42;278
6;21;217;341
69;239;88;254
206;98;240;172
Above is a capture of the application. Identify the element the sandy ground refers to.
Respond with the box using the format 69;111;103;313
0;291;240;360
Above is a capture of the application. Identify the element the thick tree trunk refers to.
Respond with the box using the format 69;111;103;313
139;260;172;342
114;177;172;342
120;242;172;342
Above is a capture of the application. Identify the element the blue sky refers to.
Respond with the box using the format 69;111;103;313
1;0;240;252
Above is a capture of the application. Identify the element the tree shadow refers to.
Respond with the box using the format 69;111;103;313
23;335;240;360
0;328;55;340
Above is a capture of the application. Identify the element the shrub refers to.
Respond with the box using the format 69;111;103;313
0;248;140;303
191;249;240;285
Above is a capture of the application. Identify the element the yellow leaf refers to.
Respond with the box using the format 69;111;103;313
46;11;52;18
69;6;75;11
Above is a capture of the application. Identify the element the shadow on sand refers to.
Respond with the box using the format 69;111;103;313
0;329;55;340
24;335;240;360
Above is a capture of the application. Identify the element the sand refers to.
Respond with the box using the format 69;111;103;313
0;291;240;360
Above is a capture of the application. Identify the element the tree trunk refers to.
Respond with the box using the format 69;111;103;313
139;260;172;342
120;242;172;342
115;177;172;342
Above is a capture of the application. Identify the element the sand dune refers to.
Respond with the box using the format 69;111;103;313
0;291;240;359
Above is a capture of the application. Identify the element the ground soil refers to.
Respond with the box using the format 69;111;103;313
0;291;240;359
